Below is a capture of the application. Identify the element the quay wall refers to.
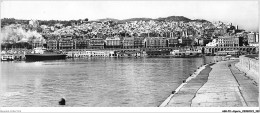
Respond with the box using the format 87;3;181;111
236;55;259;83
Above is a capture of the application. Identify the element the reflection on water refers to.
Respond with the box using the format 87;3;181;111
0;57;214;107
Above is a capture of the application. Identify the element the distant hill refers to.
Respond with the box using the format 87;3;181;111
95;18;120;22
94;16;210;23
156;16;191;22
1;16;211;27
120;18;153;23
191;19;210;23
119;16;193;23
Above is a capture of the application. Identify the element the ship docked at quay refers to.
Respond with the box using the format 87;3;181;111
25;48;67;61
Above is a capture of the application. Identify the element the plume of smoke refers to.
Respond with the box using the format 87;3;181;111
1;24;44;43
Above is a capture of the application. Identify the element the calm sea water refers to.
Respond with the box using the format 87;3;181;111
0;57;214;107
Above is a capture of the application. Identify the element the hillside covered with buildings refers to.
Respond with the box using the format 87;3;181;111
1;16;259;51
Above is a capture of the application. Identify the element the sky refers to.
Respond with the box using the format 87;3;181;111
0;1;259;32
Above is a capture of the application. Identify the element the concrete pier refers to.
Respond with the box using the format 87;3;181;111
163;60;259;107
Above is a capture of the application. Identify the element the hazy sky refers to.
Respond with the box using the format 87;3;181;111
1;1;259;31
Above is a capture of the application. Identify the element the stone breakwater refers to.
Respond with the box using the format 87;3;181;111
160;59;259;107
159;63;213;107
235;55;259;84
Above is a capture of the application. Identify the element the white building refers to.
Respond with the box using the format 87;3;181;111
247;32;259;47
206;36;239;47
206;39;218;46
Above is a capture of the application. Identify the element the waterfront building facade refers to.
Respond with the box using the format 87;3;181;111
168;37;179;47
179;37;192;46
146;37;167;48
134;37;145;48
90;38;105;49
105;36;121;48
216;36;239;47
122;37;134;48
248;32;259;47
47;40;58;50
75;39;90;49
58;38;74;50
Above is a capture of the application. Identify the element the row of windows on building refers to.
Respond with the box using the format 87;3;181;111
32;37;195;50
247;33;259;44
206;36;240;47
217;37;240;47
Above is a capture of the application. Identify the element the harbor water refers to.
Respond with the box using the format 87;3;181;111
0;57;214;107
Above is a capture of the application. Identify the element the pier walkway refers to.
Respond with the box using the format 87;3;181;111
164;60;258;107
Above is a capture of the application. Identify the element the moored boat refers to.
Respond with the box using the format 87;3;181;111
25;48;67;61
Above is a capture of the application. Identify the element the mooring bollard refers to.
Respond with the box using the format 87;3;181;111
59;98;66;105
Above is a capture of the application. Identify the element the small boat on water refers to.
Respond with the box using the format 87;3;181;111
25;48;67;61
1;54;14;61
